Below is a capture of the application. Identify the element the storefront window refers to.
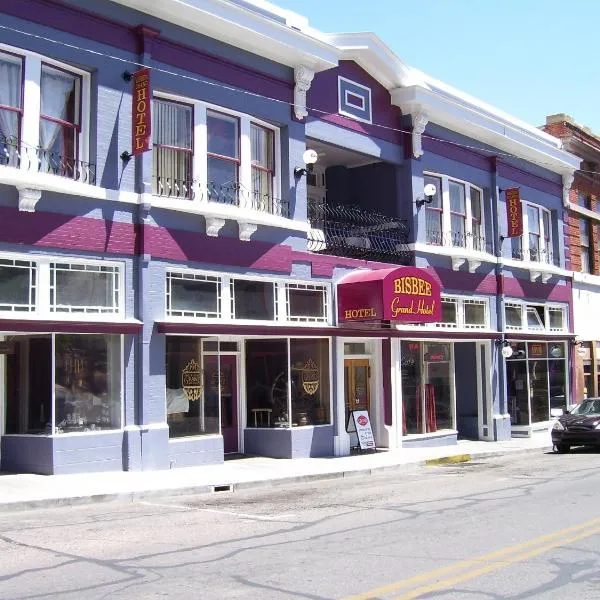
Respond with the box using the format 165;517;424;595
401;341;454;435
165;336;220;438
54;334;121;433
245;338;331;428
5;334;122;435
290;338;330;425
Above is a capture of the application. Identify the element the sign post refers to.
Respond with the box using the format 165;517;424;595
346;410;376;452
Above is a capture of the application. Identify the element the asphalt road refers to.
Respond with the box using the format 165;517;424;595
2;448;600;599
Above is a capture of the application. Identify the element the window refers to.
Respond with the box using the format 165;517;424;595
440;298;458;328
251;124;274;209
166;272;220;318
286;283;327;322
39;64;81;174
231;279;275;320
153;99;193;199
50;263;120;314
578;193;592;273
207;110;239;199
513;202;553;264
406;295;489;330
505;302;566;332
5;334;122;435
0;46;91;183
0;258;36;312
0;51;23;166
464;299;487;328
423;173;487;252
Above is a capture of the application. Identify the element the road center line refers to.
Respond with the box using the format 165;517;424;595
341;516;600;600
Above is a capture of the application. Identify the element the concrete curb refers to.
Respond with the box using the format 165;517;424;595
0;444;555;514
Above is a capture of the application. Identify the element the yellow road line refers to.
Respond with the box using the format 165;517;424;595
394;524;600;599
341;516;600;600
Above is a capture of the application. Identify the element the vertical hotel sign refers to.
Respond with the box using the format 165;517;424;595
132;69;151;155
505;188;523;237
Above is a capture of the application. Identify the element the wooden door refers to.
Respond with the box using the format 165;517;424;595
344;359;370;426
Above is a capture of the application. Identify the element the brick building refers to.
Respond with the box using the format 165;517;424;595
544;114;600;399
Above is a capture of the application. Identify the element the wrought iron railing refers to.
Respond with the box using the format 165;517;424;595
426;229;492;254
512;247;557;266
153;176;290;219
308;200;411;263
0;135;96;185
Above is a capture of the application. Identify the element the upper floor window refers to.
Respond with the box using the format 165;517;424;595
512;202;554;265
505;301;566;332
0;46;92;183
423;173;488;253
153;95;284;217
578;193;592;273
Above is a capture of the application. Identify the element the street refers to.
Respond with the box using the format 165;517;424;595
1;449;600;599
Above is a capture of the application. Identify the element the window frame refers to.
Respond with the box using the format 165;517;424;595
514;200;554;265
166;271;221;319
0;49;25;146
152;91;281;210
0;257;36;312
578;193;592;274
504;300;567;333
423;172;487;253
400;295;490;331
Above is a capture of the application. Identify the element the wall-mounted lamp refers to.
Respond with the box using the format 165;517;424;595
549;344;563;358
572;338;587;357
120;151;133;163
415;183;437;208
294;149;318;178
498;339;513;359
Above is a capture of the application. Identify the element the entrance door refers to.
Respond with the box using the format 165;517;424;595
205;355;238;454
344;359;370;426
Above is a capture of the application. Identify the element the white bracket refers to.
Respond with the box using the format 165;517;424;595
206;217;225;237
541;272;552;284
451;256;466;271
412;112;428;158
562;172;574;208
17;186;42;212
530;270;542;283
294;65;314;121
239;222;257;242
467;259;481;273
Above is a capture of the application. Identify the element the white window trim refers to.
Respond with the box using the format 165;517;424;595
0;251;125;321
0;42;91;174
504;300;567;333
338;76;372;124
516;201;553;266
398;294;491;331
153;91;282;213
162;268;332;326
423;172;487;255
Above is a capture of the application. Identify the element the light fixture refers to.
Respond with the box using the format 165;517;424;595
497;338;513;359
415;183;437;208
550;344;563;358
294;149;318;178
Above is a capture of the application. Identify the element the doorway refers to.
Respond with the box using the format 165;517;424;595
344;358;370;427
205;354;238;454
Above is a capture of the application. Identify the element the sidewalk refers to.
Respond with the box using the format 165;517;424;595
0;432;553;512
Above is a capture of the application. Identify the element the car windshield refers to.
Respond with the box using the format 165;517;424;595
570;400;600;415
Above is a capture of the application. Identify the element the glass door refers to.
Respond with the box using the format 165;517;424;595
344;359;370;427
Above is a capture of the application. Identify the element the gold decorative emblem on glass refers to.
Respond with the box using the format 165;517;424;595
182;359;203;401
301;358;319;395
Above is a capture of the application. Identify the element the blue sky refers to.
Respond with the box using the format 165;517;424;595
274;0;598;133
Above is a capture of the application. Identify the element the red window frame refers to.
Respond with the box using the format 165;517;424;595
207;110;240;188
250;123;275;200
0;50;25;144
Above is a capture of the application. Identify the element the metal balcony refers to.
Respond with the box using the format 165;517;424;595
425;229;493;254
0;135;97;185
153;176;290;219
308;201;411;264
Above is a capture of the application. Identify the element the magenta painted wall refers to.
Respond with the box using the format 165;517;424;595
307;60;402;145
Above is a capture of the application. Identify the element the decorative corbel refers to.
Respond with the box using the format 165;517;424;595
467;259;481;274
294;65;314;121
562;172;574;208
541;272;552;284
205;217;225;238
451;256;466;271
238;222;257;242
17;186;42;212
530;270;542;283
412;112;428;159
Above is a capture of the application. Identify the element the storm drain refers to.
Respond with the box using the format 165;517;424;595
212;484;233;493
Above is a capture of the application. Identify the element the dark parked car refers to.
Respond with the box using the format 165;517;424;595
552;398;600;453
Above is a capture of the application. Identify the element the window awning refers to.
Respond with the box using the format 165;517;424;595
0;319;143;334
337;266;442;323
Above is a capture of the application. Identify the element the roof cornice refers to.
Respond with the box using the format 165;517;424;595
109;0;339;71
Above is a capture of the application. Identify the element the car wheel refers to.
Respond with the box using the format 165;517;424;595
555;443;570;454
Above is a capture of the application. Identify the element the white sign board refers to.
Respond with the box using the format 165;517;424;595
346;410;375;451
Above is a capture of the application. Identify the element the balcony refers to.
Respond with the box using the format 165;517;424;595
0;135;96;185
511;247;558;267
153;176;290;219
425;229;492;254
308;200;411;264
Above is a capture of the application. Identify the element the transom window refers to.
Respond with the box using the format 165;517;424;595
286;283;328;323
0;45;91;182
504;301;566;332
423;173;487;252
512;202;554;265
152;95;283;216
166;272;221;318
0;258;36;312
403;295;489;330
50;263;120;314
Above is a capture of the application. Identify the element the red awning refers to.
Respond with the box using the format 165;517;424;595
337;266;442;323
0;319;142;334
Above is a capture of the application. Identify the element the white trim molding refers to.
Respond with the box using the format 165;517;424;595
238;222;258;242
294;65;314;120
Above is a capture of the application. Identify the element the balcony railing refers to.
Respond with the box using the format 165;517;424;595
511;247;558;266
426;229;492;254
0;135;96;185
153;176;290;219
308;200;411;264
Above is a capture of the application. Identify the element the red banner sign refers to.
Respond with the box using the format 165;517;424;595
132;69;151;155
505;188;523;237
337;266;442;324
